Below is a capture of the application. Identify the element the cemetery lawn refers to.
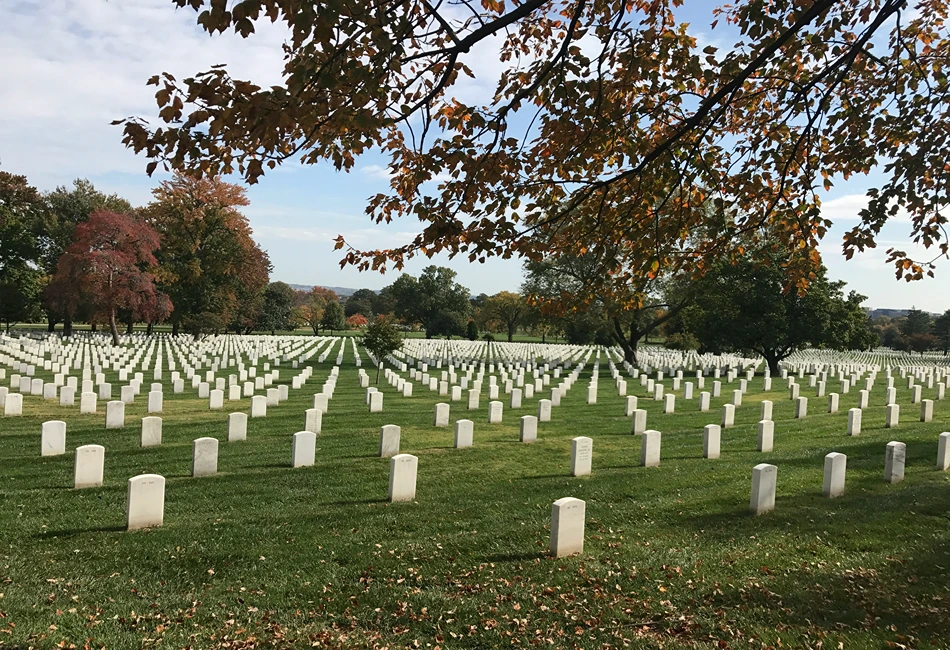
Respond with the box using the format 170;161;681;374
2;355;949;649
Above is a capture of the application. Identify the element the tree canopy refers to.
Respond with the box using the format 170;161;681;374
362;316;403;382
143;174;271;336
387;266;471;338
121;0;950;297
668;252;876;373
47;210;170;345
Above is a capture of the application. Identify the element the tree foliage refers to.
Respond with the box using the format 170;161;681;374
480;291;527;342
361;316;403;382
0;172;44;330
321;299;346;333
934;310;950;355
121;0;950;295
143;174;270;335
258;281;296;333
40;179;134;332
48;210;170;345
387;266;471;338
345;288;376;319
523;253;694;364
900;308;933;337
298;287;339;335
670;252;876;373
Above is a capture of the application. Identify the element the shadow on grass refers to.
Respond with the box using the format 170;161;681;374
325;497;388;506
480;551;546;563
34;524;126;539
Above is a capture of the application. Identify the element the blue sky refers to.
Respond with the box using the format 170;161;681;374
1;0;946;310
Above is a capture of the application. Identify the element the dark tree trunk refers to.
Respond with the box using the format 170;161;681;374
611;317;640;366
64;318;73;337
172;320;180;336
146;322;154;335
90;322;97;332
47;316;57;333
507;325;515;342
125;319;134;334
108;309;120;346
763;350;781;376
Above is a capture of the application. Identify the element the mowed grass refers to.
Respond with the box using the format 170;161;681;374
1;351;949;649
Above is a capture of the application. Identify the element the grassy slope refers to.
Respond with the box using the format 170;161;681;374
0;348;948;649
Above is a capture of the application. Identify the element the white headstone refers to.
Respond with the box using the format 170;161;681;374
126;474;165;530
640;430;661;467
454;419;474;448
4;392;23;416
822;452;846;498
920;399;934;422
631;409;647;434
192;437;219;476
250;395;267;418
795;396;808;419
519;415;538;443
369;391;383;412
434;403;450;427
750;464;777;515
291;431;316;468
141;416;162;447
550;497;585;557
80;391;97;414
755;419;774;452
74;444;104;488
59;385;76;406
937;432;950;471
847;408;862;436
703;424;720;459
538;399;552;422
105;400;125;429
228;412;248;442
570;437;592;476
698;391;710;412
379;424;401;457
305;408;323;435
721;404;735;428
885;403;899;428
388;453;418;502
827;392;839;414
41;420;67;456
884;441;906;483
488;400;503;424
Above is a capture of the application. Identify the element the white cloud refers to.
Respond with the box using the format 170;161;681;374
360;164;393;180
819;193;911;223
0;0;289;187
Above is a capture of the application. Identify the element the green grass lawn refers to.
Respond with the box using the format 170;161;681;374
1;351;948;649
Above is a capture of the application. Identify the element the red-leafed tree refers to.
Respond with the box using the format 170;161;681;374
346;313;369;329
48;210;171;345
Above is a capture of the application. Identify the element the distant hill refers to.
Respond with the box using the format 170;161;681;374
287;284;358;297
868;308;941;319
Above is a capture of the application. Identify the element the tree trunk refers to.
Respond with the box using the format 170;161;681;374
108;309;120;346
507;325;514;342
125;319;134;334
146;322;154;335
64;318;73;337
47;316;57;333
763;350;781;376
90;322;97;332
611;317;640;366
172;320;180;336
